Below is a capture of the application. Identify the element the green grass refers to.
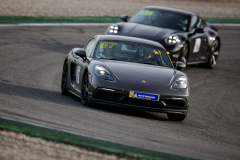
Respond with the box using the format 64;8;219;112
0;117;198;160
0;16;120;24
0;16;240;24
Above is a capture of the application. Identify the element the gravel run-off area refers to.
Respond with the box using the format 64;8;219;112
0;0;240;18
0;130;130;160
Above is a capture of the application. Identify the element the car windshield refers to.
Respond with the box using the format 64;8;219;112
93;40;172;68
129;9;190;32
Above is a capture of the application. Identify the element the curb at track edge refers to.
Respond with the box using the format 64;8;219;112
0;116;199;160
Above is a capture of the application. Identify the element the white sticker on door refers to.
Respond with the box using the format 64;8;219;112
76;66;81;84
193;38;201;53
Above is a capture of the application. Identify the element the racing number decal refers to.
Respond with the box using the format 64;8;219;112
100;41;117;48
193;38;201;53
139;10;154;16
100;41;108;48
121;45;125;51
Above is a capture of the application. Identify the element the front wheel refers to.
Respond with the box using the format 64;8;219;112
167;113;186;121
81;71;89;106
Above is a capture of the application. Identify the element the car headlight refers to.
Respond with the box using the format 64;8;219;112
165;35;180;45
109;24;118;34
172;76;187;89
94;65;114;81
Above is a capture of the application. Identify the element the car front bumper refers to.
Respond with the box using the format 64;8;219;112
88;87;189;115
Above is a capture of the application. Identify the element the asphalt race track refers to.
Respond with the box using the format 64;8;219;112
0;25;240;160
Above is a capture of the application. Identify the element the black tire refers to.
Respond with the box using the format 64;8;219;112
81;71;89;106
205;39;219;69
61;61;69;95
167;113;186;121
180;43;188;65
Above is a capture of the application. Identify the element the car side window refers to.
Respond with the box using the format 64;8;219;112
197;18;206;28
190;16;198;31
84;39;95;57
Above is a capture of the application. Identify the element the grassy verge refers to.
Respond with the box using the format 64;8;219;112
0;16;240;24
0;16;120;24
0;117;198;160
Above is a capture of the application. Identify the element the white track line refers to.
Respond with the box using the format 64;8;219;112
0;23;240;27
213;23;240;26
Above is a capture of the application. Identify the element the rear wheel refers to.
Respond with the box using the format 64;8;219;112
81;71;89;105
167;113;186;121
180;43;188;65
204;39;219;69
61;61;69;95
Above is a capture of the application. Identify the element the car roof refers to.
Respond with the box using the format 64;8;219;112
144;6;197;16
95;35;164;48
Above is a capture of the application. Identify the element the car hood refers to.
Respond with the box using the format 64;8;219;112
102;60;174;87
117;22;177;42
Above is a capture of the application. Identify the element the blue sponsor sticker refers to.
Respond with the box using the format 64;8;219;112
129;91;159;101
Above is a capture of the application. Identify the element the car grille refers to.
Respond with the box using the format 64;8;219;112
94;90;124;102
93;90;188;109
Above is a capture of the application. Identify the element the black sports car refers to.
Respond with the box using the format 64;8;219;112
61;35;190;121
106;6;221;68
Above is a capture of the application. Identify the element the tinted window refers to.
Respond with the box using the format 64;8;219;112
191;16;206;30
93;40;172;68
129;9;190;32
190;16;198;30
85;39;95;57
196;18;205;28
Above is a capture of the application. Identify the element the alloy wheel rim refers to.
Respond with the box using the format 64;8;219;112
211;55;216;66
211;41;218;67
212;41;218;52
181;56;186;64
181;44;188;64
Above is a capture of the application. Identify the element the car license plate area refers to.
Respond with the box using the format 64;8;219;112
129;91;159;101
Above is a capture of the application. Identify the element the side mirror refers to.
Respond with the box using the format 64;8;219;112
73;48;86;58
195;27;205;33
176;61;186;71
120;15;128;22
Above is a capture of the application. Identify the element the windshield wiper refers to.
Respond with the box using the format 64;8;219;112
135;62;156;66
158;25;168;29
142;62;155;65
97;58;122;61
108;58;123;61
